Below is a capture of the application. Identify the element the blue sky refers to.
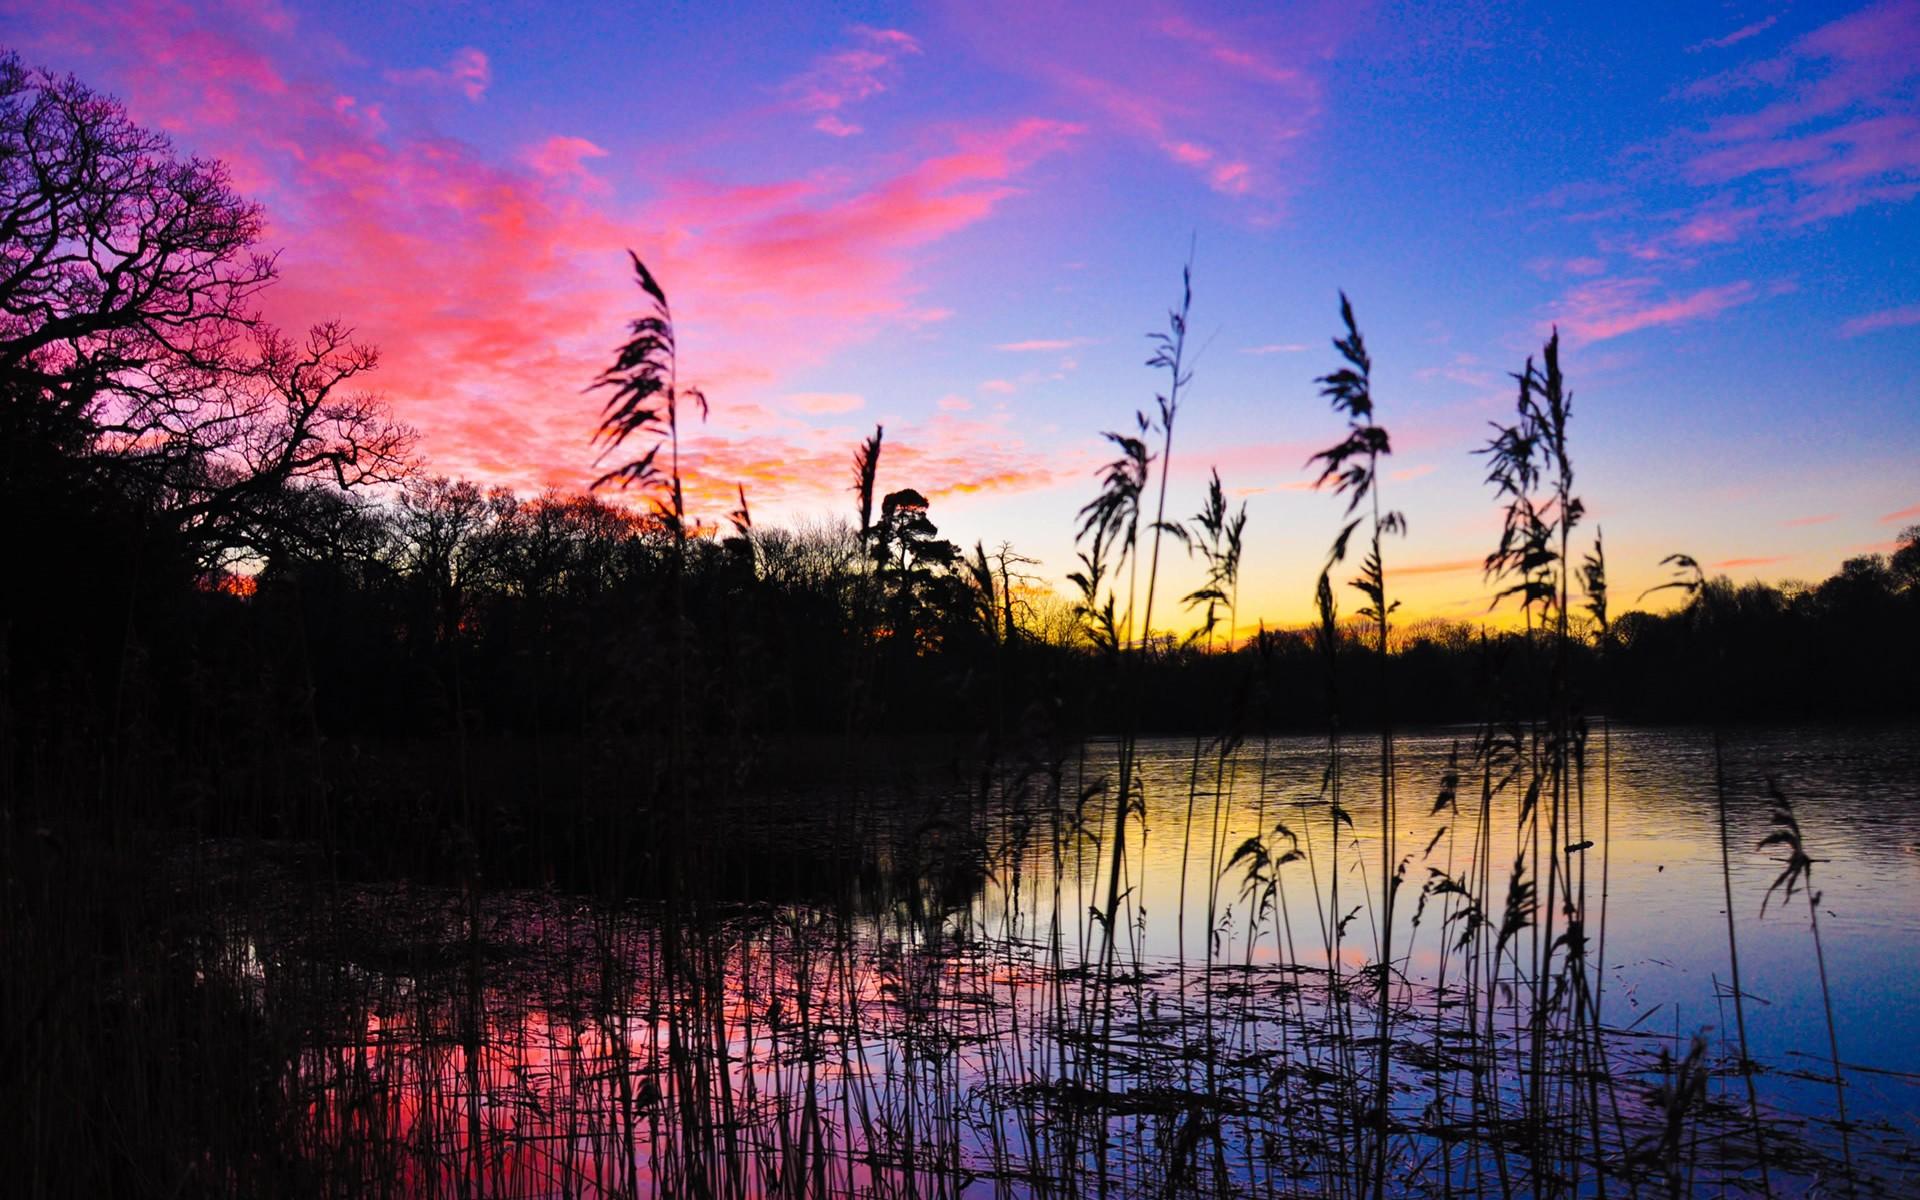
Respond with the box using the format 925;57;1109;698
10;0;1917;623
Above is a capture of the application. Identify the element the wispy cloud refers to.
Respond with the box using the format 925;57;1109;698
1240;342;1309;355
942;1;1355;206
1840;303;1920;336
1555;277;1760;343
1394;558;1483;578
1784;512;1839;527
1527;255;1609;278
995;337;1092;352
1414;354;1494;388
524;135;609;191
781;25;921;137
677;421;1064;514
1881;502;1920;523
1713;555;1790;569
386;47;492;101
1687;15;1779;54
1545;3;1920;344
1681;1;1920;228
787;392;865;415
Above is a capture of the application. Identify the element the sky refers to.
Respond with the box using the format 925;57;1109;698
7;0;1918;628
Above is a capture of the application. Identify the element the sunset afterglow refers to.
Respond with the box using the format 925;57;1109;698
11;0;1917;625
11;7;1920;1195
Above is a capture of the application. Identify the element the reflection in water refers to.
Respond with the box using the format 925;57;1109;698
197;725;1920;1196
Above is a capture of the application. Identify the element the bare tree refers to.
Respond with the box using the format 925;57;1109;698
394;477;518;642
0;54;270;416
0;51;412;568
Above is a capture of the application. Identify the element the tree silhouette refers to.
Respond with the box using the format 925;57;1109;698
395;476;518;644
1893;525;1920;592
0;53;272;431
868;486;961;654
0;52;412;571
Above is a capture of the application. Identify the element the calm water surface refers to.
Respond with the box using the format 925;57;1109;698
208;722;1920;1196
1076;724;1920;1077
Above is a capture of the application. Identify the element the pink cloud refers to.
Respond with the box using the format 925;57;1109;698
787;392;865;415
1525;255;1611;279
1208;160;1253;195
679;402;1075;514
386;47;492;102
1882;503;1920;524
1840;303;1920;337
524;135;610;191
648;116;1080;380
329;94;387;136
31;4;292;136
814;115;862;138
1670;207;1759;246
996;338;1092;352
1171;437;1319;486
1414;354;1494;388
578;116;1081;503
1554;277;1760;343
1713;555;1790;569
1156;12;1309;87
1682;1;1920;225
26;1;1076;515
1784;513;1840;527
672;426;1065;518
782;25;921;137
895;409;1077;500
939;1;1354;206
1546;2;1920;328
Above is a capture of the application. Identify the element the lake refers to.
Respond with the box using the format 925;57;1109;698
193;722;1920;1197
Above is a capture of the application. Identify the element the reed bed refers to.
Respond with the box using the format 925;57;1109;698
9;264;1916;1200
115;728;1912;1200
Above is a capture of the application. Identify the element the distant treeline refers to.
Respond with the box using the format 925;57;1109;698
10;463;1917;762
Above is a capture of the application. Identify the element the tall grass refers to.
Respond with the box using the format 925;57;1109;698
1760;779;1855;1191
1645;552;1774;1196
7;261;1911;1200
1306;293;1404;1200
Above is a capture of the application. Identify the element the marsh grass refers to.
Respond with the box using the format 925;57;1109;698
1644;552;1776;1197
7;263;1915;1200
1759;779;1856;1192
